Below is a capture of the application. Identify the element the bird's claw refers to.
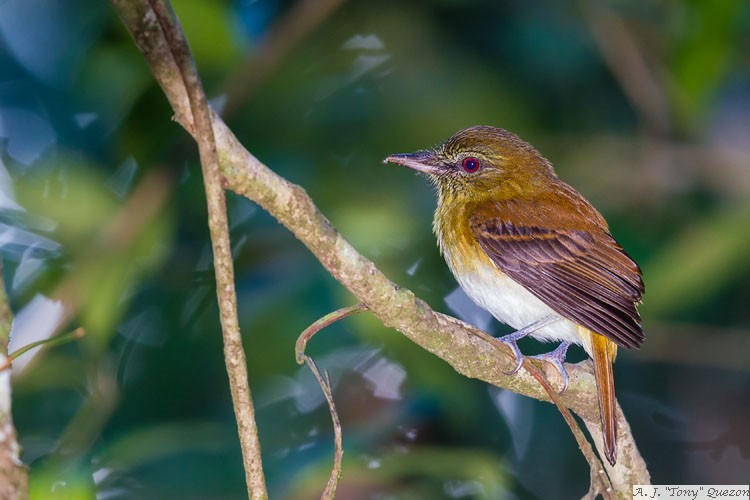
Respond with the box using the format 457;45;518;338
530;341;571;393
501;337;524;375
497;316;560;376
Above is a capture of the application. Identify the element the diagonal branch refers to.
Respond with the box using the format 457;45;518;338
111;2;650;496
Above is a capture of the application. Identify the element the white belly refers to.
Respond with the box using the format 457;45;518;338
445;249;589;352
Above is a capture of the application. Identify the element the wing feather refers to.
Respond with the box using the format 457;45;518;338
470;213;644;348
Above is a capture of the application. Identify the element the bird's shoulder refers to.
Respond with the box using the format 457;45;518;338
470;180;608;233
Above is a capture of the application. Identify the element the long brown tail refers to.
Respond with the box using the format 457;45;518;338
591;332;618;466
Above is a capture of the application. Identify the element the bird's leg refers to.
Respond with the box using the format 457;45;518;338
530;341;572;394
499;316;559;375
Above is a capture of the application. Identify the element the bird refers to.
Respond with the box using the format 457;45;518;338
384;126;644;466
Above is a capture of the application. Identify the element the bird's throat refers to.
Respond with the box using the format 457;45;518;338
433;196;488;275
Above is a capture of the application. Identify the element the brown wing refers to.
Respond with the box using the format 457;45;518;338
470;212;645;349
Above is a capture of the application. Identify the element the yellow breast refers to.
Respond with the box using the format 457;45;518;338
433;199;489;274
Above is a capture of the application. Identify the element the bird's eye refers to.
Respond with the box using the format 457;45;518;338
462;157;481;173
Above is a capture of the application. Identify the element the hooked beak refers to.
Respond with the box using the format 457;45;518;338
383;151;442;175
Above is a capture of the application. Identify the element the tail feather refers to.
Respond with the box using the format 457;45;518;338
591;332;618;466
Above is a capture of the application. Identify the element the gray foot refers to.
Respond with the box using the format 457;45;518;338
498;316;559;375
530;341;572;393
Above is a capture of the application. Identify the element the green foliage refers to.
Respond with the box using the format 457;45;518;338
643;202;750;315
172;0;243;71
4;0;749;498
668;0;747;130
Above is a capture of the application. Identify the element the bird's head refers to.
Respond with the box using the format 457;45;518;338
385;126;556;204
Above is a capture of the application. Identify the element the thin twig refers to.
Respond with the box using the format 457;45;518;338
0;328;86;372
295;303;368;499
304;358;343;500
521;359;614;499
295;303;368;364
143;1;267;497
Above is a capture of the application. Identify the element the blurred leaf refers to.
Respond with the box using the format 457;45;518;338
334;200;417;257
16;164;118;249
13;355;88;392
29;468;95;500
78;207;172;346
641;202;750;316
287;446;510;499
79;44;154;132
668;0;745;130
98;422;229;470
172;0;241;71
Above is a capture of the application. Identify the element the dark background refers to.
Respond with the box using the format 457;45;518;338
1;0;749;498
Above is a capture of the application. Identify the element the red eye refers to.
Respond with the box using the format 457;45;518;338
462;157;481;173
